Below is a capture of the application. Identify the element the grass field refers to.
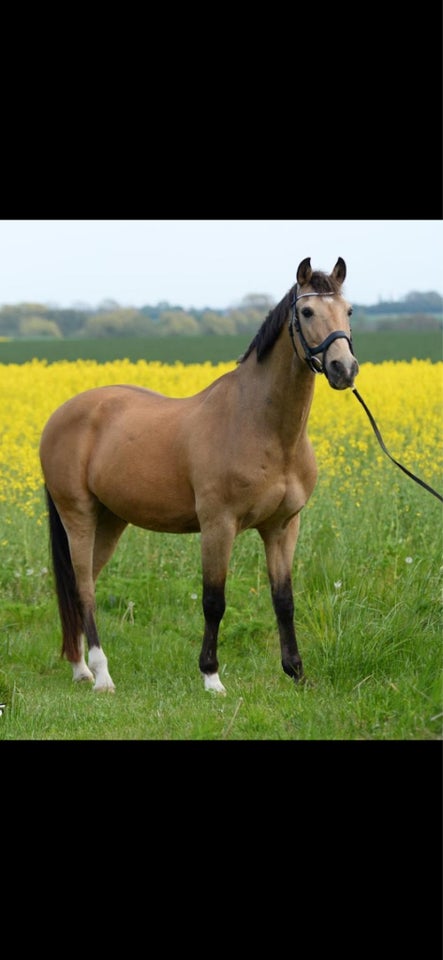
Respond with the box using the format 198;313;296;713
0;329;442;365
1;476;441;740
0;357;442;740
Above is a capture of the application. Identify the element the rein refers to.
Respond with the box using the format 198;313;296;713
289;289;443;503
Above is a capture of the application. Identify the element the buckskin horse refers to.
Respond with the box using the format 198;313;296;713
39;257;358;693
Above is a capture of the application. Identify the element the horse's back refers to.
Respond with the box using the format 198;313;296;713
41;384;177;447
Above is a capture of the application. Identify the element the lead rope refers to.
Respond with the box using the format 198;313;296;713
352;387;443;503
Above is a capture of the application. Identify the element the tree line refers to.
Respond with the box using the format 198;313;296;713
0;291;441;339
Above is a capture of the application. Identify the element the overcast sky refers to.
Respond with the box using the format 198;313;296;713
0;220;441;310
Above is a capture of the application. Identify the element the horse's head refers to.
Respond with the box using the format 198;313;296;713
292;257;359;390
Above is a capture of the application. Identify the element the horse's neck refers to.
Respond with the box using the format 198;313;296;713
238;334;315;447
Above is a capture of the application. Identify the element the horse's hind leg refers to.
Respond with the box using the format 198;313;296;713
259;515;304;682
93;506;127;581
54;499;119;692
45;488;93;683
87;508;128;687
62;514;113;690
82;507;127;690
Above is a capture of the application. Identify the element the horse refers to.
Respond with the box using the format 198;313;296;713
39;256;358;694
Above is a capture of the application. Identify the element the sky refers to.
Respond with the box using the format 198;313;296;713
0;219;441;310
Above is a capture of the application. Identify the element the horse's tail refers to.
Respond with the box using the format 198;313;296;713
45;486;82;661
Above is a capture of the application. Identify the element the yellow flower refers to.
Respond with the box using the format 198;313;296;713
0;359;441;516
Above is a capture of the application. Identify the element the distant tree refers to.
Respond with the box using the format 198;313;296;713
46;308;88;337
157;310;199;336
71;300;93;312
0;303;50;337
403;291;443;311
83;309;142;337
226;308;265;334
364;290;442;315
17;302;48;315
139;302;181;323
377;314;442;331
239;293;275;312
19;316;62;338
199;311;236;335
0;288;440;340
223;293;275;335
130;314;158;336
97;298;121;313
0;307;21;336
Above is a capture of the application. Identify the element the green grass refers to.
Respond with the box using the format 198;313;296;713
0;330;442;365
1;473;441;740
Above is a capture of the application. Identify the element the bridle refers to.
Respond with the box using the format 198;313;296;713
289;289;355;375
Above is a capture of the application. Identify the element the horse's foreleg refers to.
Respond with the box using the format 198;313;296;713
199;519;236;694
259;515;303;683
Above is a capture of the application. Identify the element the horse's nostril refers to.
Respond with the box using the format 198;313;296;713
327;357;358;389
330;360;344;374
331;358;358;377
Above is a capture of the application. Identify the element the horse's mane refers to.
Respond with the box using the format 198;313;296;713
239;270;341;364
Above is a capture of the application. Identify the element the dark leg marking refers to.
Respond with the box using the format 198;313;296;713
271;577;304;682
82;608;101;652
199;583;226;676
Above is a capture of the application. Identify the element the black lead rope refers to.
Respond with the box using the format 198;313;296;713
352;387;443;503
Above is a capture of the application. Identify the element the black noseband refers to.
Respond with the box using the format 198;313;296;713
289;290;354;375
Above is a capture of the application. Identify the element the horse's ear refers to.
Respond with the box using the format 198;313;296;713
297;258;312;286
330;257;346;286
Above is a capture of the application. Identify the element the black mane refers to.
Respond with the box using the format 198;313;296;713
239;270;340;364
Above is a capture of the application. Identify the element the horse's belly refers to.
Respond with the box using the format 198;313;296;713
90;462;199;533
100;487;200;533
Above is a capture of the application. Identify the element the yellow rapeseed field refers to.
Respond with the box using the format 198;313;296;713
0;359;442;518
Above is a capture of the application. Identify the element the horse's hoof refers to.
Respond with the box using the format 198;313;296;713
72;662;94;683
93;681;116;693
282;660;304;683
203;672;227;694
293;672;307;686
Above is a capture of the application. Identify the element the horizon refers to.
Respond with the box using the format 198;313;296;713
0;220;442;310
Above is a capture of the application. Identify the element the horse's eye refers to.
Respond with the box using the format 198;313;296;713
348;307;353;317
301;307;313;319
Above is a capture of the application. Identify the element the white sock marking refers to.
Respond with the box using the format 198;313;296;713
88;647;115;692
72;657;94;683
203;672;227;694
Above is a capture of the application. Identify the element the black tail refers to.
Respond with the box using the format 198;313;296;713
45;486;83;661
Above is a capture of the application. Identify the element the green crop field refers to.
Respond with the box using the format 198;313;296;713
0;329;441;365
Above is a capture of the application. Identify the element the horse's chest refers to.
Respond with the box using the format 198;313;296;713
233;459;315;530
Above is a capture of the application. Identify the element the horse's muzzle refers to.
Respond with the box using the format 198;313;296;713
326;356;359;390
